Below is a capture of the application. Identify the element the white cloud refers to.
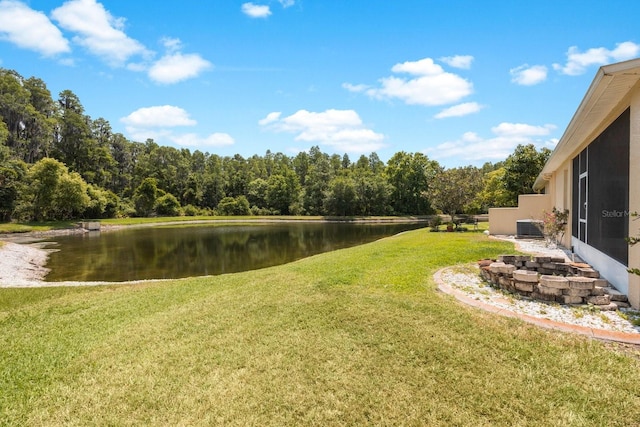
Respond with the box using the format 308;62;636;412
362;57;473;106
121;105;196;128
51;0;148;66
424;122;557;165
161;37;182;53
439;55;474;69
242;3;271;18
148;52;212;84
170;132;235;148
553;41;640;76
0;0;70;56
342;82;369;93
121;105;234;148
510;64;548;86
434;102;484;119
491;122;556;137
391;57;447;75
279;0;295;7
258;111;282;125
260;109;386;153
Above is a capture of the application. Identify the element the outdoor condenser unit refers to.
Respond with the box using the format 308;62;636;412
516;219;544;238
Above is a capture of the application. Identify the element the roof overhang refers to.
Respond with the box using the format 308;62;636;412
533;58;640;191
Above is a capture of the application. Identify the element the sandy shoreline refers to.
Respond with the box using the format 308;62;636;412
0;241;53;287
0;225;130;288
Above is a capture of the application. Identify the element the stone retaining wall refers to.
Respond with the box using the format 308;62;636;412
479;255;629;311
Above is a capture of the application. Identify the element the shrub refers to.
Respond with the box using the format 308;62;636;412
183;204;199;216
429;215;442;231
155;193;182;216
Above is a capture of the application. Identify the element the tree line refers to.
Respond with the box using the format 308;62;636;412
0;68;551;222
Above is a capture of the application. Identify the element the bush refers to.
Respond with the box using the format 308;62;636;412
429;215;442;231
155;193;182;216
183;204;199;216
217;196;251;216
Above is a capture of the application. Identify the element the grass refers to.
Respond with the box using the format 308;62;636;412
1;229;639;426
0;221;78;234
0;215;431;233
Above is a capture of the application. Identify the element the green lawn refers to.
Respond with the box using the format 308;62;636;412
1;229;639;426
0;215;430;233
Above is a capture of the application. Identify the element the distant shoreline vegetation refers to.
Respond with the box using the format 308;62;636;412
0;68;549;223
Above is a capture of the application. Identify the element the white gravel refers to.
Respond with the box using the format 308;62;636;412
440;236;640;335
0;241;52;287
0;240;117;288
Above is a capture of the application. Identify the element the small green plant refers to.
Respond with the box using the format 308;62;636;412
538;207;569;246
617;311;629;321
599;314;611;324
429;215;442;231
627;212;640;276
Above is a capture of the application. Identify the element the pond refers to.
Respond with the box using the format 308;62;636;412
43;222;427;282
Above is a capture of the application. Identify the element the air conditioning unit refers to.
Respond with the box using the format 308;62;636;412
516;219;544;238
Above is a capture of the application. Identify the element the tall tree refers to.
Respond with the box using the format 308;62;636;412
428;166;483;223
502;144;551;206
385;152;439;215
324;174;357;216
266;168;301;215
21;157;90;221
475;167;512;211
54;89;103;182
133;177;159;217
303;146;333;215
22;77;57;163
0;142;27;221
0;69;31;156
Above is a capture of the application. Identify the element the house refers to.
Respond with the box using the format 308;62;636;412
489;58;640;309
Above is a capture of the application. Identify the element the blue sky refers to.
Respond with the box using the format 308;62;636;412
1;0;639;168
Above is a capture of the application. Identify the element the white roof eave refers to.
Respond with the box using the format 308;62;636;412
533;58;640;191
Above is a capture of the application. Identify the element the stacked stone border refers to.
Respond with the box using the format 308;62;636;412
479;255;629;311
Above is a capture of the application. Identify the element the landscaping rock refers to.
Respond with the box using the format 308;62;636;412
604;288;629;302
539;275;569;289
567;277;595;290
561;295;584;305
537;284;564;296
489;262;506;274
512;270;539;283
477;259;493;267
587;295;611;305
480;253;629;309
593;278;609;288
596;302;619;311
578;267;600;278
564;288;592;297
515;282;535;292
531;292;558;302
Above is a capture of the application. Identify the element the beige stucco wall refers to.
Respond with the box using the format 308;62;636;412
545;161;573;248
628;90;640;308
539;89;640;308
488;194;552;235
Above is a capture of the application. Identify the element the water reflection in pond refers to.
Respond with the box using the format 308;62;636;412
44;222;427;282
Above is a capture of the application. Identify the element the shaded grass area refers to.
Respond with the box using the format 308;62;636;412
1;230;639;426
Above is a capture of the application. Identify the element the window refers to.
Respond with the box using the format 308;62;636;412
572;108;630;265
